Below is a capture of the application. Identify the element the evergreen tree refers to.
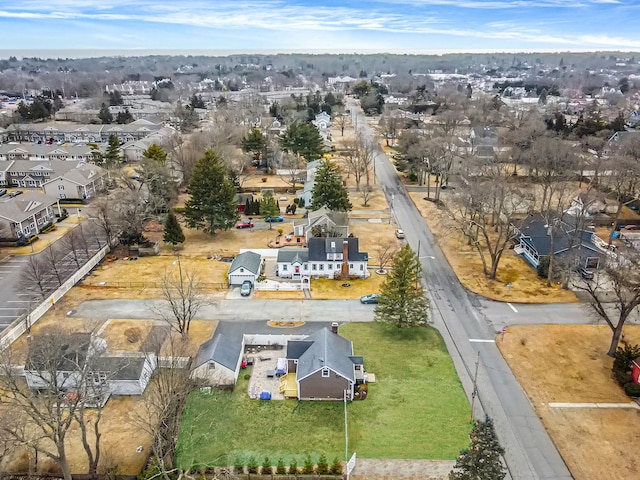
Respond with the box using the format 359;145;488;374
259;191;280;229
374;245;429;328
184;150;239;234
98;103;113;124
163;211;185;246
311;160;352;212
280;121;325;161
449;418;506;480
103;134;122;167
115;108;134;124
242;127;266;162
143;144;168;166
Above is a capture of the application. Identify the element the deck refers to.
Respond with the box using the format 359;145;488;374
279;373;298;398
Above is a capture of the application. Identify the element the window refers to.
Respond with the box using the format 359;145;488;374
322;368;330;378
319;264;324;271
208;362;215;370
303;264;308;271
283;264;288;271
328;264;332;270
239;268;244;273
312;264;317;271
350;264;354;269
360;264;364;271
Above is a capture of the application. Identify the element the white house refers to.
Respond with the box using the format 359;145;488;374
312;112;331;130
296;159;322;206
227;251;263;286
191;333;243;386
277;237;368;279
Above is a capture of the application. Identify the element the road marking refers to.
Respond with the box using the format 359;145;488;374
472;311;480;322
549;402;640;409
469;339;495;343
507;302;518;313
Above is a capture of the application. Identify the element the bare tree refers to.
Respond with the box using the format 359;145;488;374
342;132;375;192
92;197;119;248
279;152;307;192
452;164;530;279
574;249;640;356
60;225;91;268
155;255;207;339
334;111;350;137
17;255;50;299
375;241;398;274
41;244;65;287
0;330;109;480
378;107;402;146
132;330;195;477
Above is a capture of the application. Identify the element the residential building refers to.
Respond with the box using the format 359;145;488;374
280;326;365;401
293;206;349;240
227;251;263;286
0;143;97;163
277;237;368;279
0;191;63;237
42;163;106;200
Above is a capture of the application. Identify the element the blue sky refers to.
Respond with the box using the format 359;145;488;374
0;0;639;53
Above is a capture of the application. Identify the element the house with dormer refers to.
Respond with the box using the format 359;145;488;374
0;191;62;237
312;112;331;131
276;237;368;279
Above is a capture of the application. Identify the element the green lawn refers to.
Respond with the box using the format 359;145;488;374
175;322;471;469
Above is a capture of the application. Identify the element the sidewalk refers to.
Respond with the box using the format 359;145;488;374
6;214;86;255
351;459;455;479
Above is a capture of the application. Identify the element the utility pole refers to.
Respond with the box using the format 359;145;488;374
469;351;480;424
416;239;421;290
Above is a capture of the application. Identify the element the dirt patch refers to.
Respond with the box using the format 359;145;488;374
348;187;390;211
408;192;578;304
499;325;640;480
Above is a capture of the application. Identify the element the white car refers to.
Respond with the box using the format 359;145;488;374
395;229;405;239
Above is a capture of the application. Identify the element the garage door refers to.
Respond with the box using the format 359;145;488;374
229;274;255;286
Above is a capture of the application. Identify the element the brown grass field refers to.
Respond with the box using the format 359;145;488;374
499;325;640;480
408;192;578;303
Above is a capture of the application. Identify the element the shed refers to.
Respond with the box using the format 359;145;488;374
191;333;243;386
227;251;262;286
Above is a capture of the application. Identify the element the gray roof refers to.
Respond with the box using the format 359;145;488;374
94;356;148;380
229;251;262;275
277;248;309;264
308;237;368;262
291;328;355;382
0;191;59;223
193;333;241;371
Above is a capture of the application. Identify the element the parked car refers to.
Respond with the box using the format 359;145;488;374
265;215;284;222
360;293;381;304
0;188;7;197
8;190;23;198
235;220;255;229
240;281;253;297
395;229;405;239
578;267;594;280
279;196;288;202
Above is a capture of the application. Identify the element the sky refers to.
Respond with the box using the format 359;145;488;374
0;0;639;54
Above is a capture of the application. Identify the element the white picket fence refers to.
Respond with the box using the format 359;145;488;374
0;245;109;350
253;279;309;291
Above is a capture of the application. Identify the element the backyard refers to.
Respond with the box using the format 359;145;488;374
174;322;471;469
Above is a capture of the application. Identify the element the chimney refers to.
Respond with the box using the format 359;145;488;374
341;240;349;278
331;322;339;334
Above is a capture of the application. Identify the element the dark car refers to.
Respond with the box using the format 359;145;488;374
265;215;284;222
240;281;253;297
235;220;255;229
578;267;594;280
360;294;381;304
8;190;23;198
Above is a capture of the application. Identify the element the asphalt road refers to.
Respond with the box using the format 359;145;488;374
350;99;574;480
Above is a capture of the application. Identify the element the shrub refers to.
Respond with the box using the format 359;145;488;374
289;459;299;475
234;457;245;474
262;456;273;475
262;177;267;183
243;373;251;380
316;454;329;475
613;343;640;386
329;458;343;476
276;458;286;475
247;456;258;474
408;172;418;183
173;207;186;214
624;382;640;397
302;454;315;474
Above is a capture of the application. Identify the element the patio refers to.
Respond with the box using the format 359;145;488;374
246;347;287;400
